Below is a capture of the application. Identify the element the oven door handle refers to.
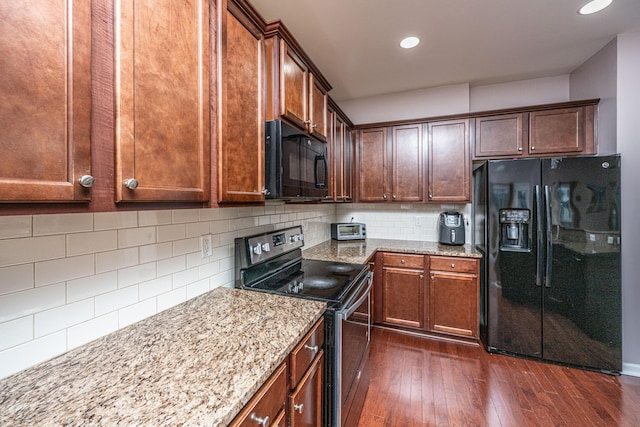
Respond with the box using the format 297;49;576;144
341;273;372;320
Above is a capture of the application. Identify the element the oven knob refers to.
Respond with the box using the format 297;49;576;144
298;234;304;241
261;243;271;252
252;244;262;255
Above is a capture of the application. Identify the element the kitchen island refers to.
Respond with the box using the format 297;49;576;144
0;287;326;426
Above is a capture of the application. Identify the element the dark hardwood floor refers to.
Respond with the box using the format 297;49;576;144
357;328;640;427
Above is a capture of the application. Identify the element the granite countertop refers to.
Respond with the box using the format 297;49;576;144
302;238;482;264
0;287;326;426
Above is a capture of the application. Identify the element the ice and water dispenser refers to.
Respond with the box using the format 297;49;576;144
499;209;530;251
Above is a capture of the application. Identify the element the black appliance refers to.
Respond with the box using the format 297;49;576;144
235;226;372;427
265;120;328;200
473;155;622;374
438;211;465;245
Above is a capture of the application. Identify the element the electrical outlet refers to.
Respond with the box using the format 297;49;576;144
201;234;213;258
415;216;422;226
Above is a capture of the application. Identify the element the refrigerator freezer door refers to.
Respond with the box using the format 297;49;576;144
541;156;621;372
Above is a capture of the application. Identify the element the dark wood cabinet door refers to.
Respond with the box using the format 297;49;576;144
217;0;265;203
529;106;593;155
429;271;479;338
427;119;471;203
391;124;423;202
358;128;388;202
343;126;354;201
280;41;308;130
330;110;344;201
308;74;328;141
290;352;324;427
474;113;527;158
382;267;425;329
115;0;210;202
0;0;91;202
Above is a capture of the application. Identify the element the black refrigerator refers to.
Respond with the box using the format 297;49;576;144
473;155;621;373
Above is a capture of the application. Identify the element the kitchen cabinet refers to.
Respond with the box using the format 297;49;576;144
357;124;423;203
327;100;354;202
528;105;595;155
378;253;427;330
114;0;210;202
474;113;528;158
428;256;479;339
0;0;92;202
264;25;330;141
217;0;266;203
426;119;470;203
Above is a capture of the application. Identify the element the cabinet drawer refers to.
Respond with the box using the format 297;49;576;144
230;361;287;427
382;253;425;269
290;317;324;386
430;256;478;274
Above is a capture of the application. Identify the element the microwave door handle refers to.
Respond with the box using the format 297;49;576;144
314;154;328;189
341;273;372;320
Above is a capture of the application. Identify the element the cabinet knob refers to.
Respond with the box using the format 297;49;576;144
294;403;304;414
312;123;318;129
304;119;311;124
124;178;139;190
451;263;455;268
518;147;523;151
392;194;397;199
531;146;535;151
78;175;95;188
250;413;269;426
428;193;433;200
420;274;424;279
304;344;319;354
261;188;270;196
383;194;387;200
401;259;405;264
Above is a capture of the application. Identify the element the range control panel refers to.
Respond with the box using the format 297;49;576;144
247;226;304;265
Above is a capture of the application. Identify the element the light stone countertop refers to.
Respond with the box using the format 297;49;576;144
302;238;482;264
0;287;326;426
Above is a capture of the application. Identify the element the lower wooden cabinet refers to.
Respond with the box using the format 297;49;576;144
290;352;324;427
379;253;427;330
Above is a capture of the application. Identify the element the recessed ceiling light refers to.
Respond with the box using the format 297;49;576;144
400;36;420;49
578;0;613;15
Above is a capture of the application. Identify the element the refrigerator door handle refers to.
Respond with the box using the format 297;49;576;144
535;185;543;287
544;185;553;288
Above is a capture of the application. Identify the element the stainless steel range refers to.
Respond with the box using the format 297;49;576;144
234;226;372;427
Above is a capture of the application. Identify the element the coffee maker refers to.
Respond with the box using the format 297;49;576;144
438;212;465;245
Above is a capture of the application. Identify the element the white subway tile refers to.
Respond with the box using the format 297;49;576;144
157;224;186;243
0;235;65;267
219;207;238;220
0;331;67;380
258;215;271;226
0;316;33;351
0;283;65;323
210;270;234;289
157;256;186;277
172;209;200;224
0;264;34;295
198;208;220;221
0;216;32;239
186;222;210;238
35;254;95;287
94;211;138;231
35;299;94;338
138;210;172;227
67;271;118;303
173;237;199;256
139;242;173;264
95;247;138;274
198;260;220;279
219;256;233;272
186;279;210;299
117;226;156;248
67;312;118;349
95;285;138;316
211;219;230;234
157;287;187;312
218;231;236;246
172;267;199;289
33;213;93;236
212;246;231;259
67;230;118;256
139;276;172;300
117;262;157;288
119;299;157;328
186;251;210;269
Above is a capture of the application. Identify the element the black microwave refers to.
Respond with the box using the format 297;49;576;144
265;120;328;200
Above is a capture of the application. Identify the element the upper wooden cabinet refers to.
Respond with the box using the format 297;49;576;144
327;100;353;202
0;0;92;202
426;119;471;203
217;0;266;203
114;0;210;202
473;101;597;159
264;23;331;141
357;124;423;203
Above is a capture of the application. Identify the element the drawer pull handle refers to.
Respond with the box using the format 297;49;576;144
250;413;269;426
294;403;305;414
451;263;455;268
304;344;319;354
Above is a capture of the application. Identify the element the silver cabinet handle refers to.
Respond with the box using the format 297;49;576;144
304;344;318;354
294;403;304;414
383;194;387;200
124;178;139;190
451;263;455;268
78;175;95;188
250;413;269;426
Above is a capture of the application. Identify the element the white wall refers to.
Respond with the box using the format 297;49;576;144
616;30;640;374
470;75;570;112
0;204;336;379
570;38;618;155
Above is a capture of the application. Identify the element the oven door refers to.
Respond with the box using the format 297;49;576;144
335;271;372;427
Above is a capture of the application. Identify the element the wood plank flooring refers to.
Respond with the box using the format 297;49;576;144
357;328;640;427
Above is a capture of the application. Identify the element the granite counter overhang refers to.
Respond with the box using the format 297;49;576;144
302;238;482;265
0;287;326;426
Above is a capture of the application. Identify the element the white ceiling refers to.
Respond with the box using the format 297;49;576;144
248;0;640;102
